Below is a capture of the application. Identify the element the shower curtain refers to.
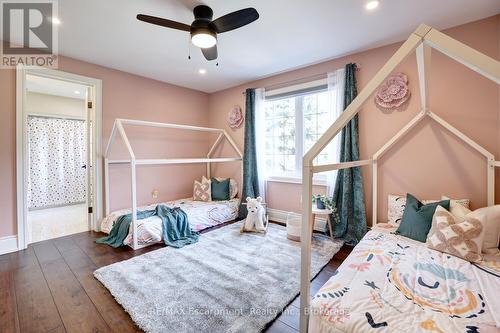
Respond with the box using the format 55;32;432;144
27;116;87;209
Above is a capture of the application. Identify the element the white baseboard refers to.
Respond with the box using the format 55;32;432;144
267;208;327;232
0;235;18;256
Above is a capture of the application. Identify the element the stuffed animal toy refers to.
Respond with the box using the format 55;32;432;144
240;196;268;233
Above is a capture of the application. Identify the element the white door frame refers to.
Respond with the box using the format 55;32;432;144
16;65;103;249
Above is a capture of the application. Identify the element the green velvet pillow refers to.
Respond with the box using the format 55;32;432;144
395;193;450;242
211;178;230;201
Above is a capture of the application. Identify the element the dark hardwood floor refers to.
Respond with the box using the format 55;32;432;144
0;222;352;333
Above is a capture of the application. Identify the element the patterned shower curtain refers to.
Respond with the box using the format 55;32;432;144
27;116;87;209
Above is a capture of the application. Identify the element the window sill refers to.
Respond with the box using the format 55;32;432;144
266;176;327;187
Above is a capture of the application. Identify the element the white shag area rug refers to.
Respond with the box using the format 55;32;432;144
94;222;343;333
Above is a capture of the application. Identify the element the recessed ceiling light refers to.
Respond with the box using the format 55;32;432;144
49;17;61;25
198;69;207;75
74;90;81;94
365;0;380;10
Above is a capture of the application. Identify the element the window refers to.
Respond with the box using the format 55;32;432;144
264;85;337;180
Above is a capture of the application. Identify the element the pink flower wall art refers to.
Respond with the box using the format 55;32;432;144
227;105;244;129
374;73;411;112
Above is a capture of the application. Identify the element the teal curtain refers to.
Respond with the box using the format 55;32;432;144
238;88;260;219
332;63;367;245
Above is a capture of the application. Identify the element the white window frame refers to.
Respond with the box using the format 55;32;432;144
264;78;331;186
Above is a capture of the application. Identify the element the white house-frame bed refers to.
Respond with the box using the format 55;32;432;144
104;118;243;250
299;24;500;332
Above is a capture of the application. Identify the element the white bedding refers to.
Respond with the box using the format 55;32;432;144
309;224;500;332
100;198;239;246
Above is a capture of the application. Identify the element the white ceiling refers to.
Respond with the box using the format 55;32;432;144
26;75;88;99
56;0;500;93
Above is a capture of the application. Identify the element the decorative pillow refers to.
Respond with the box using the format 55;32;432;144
426;206;485;262
441;196;471;217
216;177;238;199
395;193;450;242
388;194;438;225
441;195;471;222
467;205;500;255
211;177;230;201
388;194;407;225
193;176;211;201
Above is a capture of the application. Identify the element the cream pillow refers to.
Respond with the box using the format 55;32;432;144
426;206;485;262
441;196;471;218
467;205;500;255
193;176;211;201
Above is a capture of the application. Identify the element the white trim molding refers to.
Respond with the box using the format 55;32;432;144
16;66;103;249
267;208;327;232
0;235;18;255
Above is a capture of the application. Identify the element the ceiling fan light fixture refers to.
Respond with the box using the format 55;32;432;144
365;0;380;10
137;5;259;60
191;29;216;48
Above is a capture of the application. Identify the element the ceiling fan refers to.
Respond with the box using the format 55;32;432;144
137;5;259;61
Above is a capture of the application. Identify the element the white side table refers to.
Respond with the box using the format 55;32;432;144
311;207;334;241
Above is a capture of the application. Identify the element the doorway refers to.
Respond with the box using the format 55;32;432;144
16;66;102;248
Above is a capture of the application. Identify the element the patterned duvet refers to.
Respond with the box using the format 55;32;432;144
100;198;239;246
310;224;500;333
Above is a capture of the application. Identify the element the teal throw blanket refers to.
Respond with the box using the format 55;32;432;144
96;205;199;248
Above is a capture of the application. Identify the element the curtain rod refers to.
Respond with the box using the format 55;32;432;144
241;63;361;95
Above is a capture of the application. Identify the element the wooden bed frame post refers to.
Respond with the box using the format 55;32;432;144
104;158;110;216
115;119;138;249
300;163;313;333
487;158;495;206
372;160;377;226
299;26;426;332
131;160;138;250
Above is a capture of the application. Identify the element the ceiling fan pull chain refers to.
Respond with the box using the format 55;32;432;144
187;37;191;60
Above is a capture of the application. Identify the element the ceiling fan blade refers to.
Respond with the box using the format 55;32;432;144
201;45;218;61
137;14;191;32
210;8;259;33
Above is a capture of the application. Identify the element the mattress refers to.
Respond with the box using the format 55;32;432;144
100;198;239;246
309;223;500;333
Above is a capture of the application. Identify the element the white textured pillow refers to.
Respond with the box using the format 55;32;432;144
216;177;238;199
467;205;500;255
193;176;211;201
441;196;471;218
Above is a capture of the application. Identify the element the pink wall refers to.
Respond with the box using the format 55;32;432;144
498;17;500;205
208;15;500;223
0;53;209;237
0;15;498;238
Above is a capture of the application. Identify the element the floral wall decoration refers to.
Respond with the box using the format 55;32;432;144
374;73;411;112
227;105;244;129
